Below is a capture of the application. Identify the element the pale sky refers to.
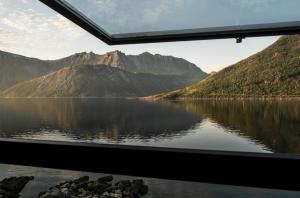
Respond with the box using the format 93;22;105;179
0;0;286;73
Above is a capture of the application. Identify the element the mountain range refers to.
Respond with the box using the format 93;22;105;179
150;35;300;99
0;50;207;97
1;35;300;98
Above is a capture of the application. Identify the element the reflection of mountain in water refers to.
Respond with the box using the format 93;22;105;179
1;98;299;153
0;99;200;141
166;100;300;153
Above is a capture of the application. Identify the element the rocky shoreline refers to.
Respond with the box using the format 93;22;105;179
0;176;148;198
0;176;34;198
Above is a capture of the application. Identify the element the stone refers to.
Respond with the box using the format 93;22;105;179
38;176;148;198
76;181;88;190
0;176;34;198
115;180;131;187
73;176;89;184
61;182;71;189
102;186;119;193
139;185;148;196
61;187;70;196
70;183;77;190
97;176;113;183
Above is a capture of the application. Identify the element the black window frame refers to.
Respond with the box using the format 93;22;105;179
1;138;300;191
1;0;300;193
40;0;300;45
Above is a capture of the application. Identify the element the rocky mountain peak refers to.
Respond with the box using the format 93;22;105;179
139;52;152;56
99;50;126;68
104;50;125;58
0;49;207;94
72;51;97;59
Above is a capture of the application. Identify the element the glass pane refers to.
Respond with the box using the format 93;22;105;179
1;163;300;198
63;0;300;35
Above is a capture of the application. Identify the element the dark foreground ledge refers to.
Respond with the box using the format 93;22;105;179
0;176;148;198
1;138;300;191
0;176;34;198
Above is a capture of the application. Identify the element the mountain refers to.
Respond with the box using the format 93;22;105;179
50;50;206;83
99;51;206;84
0;50;61;90
1;64;197;97
0;50;207;94
150;35;300;99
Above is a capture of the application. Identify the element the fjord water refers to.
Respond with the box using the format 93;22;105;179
0;98;299;154
1;98;300;197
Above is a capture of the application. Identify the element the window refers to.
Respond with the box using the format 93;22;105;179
0;0;299;196
41;0;300;44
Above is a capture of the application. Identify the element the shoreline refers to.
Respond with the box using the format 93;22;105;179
144;96;300;101
0;96;299;100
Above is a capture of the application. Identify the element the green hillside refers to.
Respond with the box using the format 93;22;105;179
152;35;300;99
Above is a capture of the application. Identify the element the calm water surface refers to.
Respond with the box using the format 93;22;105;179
0;98;299;153
0;98;300;197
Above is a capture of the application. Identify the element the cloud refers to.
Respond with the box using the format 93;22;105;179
0;0;93;60
65;0;190;33
1;8;83;38
0;0;87;57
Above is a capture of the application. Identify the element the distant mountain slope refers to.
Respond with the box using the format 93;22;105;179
0;50;206;91
49;50;206;83
99;51;206;83
0;50;61;90
151;35;300;99
1;64;194;97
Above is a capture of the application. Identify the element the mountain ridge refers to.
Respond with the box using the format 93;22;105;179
1;64;198;98
148;35;300;100
0;50;207;93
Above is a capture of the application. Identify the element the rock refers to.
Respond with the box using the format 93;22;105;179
60;182;71;189
39;190;64;198
75;181;88;190
70;183;77;190
115;180;132;191
61;187;70;196
38;176;148;198
97;176;113;183
132;180;148;196
73;176;89;184
87;182;110;194
0;176;34;198
102;186;119;193
138;185;148;196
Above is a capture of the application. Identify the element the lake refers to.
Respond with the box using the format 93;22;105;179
0;98;300;197
0;98;299;153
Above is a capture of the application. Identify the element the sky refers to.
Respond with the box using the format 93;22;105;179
66;0;300;34
0;0;294;72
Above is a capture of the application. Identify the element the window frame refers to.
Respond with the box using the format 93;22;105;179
1;138;300;191
40;0;300;45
